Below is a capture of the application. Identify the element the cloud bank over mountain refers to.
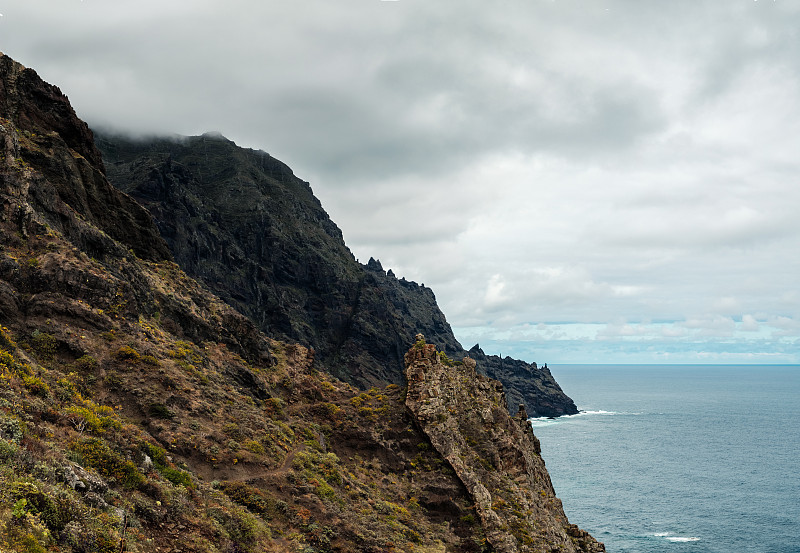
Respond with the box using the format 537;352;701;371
3;0;798;362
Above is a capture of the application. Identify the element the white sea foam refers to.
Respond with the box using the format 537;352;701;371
654;532;700;543
528;409;623;426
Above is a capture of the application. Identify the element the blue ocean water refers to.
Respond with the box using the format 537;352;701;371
530;365;800;553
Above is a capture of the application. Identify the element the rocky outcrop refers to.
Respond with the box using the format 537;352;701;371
406;335;604;553
95;132;578;415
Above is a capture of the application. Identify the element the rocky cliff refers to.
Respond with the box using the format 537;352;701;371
95;132;577;417
406;337;603;552
0;51;601;553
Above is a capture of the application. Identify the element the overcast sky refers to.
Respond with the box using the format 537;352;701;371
2;0;799;364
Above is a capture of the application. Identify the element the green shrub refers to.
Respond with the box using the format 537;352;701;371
221;481;273;516
141;442;194;488
0;416;24;443
159;465;193;488
142;442;167;466
12;497;28;519
103;374;123;390
438;350;455;367
74;355;98;372
223;423;244;441
30;330;56;357
113;346;140;363
313;479;337;502
147;403;173;420
292;450;343;486
211;507;265;550
0;438;20;460
70;437;144;490
9;481;81;534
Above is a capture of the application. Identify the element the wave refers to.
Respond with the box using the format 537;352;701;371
528;409;627;427
654;532;700;543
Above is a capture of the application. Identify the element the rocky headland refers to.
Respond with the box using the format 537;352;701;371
0;51;600;553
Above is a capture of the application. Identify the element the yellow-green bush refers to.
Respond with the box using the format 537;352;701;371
30;331;56;358
74;355;98;372
0;325;16;350
64;400;122;434
113;345;140;363
70;437;144;490
244;440;265;455
292;450;343;486
22;375;50;397
0;349;31;378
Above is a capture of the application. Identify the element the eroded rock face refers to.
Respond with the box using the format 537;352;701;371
405;336;604;553
468;344;578;417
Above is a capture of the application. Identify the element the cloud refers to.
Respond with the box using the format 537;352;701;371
741;314;759;332
455;318;800;364
3;0;800;363
484;274;510;312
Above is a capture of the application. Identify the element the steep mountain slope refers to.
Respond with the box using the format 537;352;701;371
96;132;577;417
1;51;601;553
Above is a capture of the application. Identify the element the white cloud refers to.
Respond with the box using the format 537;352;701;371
741;314;759;332
3;0;799;363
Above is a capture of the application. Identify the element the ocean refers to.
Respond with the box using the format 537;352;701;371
530;365;800;553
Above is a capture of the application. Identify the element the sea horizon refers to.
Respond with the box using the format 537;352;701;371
532;363;800;553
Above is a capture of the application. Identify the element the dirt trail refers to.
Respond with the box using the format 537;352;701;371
263;443;306;476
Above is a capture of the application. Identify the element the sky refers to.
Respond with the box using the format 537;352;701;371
2;0;799;364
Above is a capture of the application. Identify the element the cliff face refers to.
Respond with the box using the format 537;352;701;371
406;337;604;553
95;132;577;416
0;51;601;553
95;133;460;385
0;55;171;263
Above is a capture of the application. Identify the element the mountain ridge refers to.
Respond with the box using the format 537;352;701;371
95;130;577;417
